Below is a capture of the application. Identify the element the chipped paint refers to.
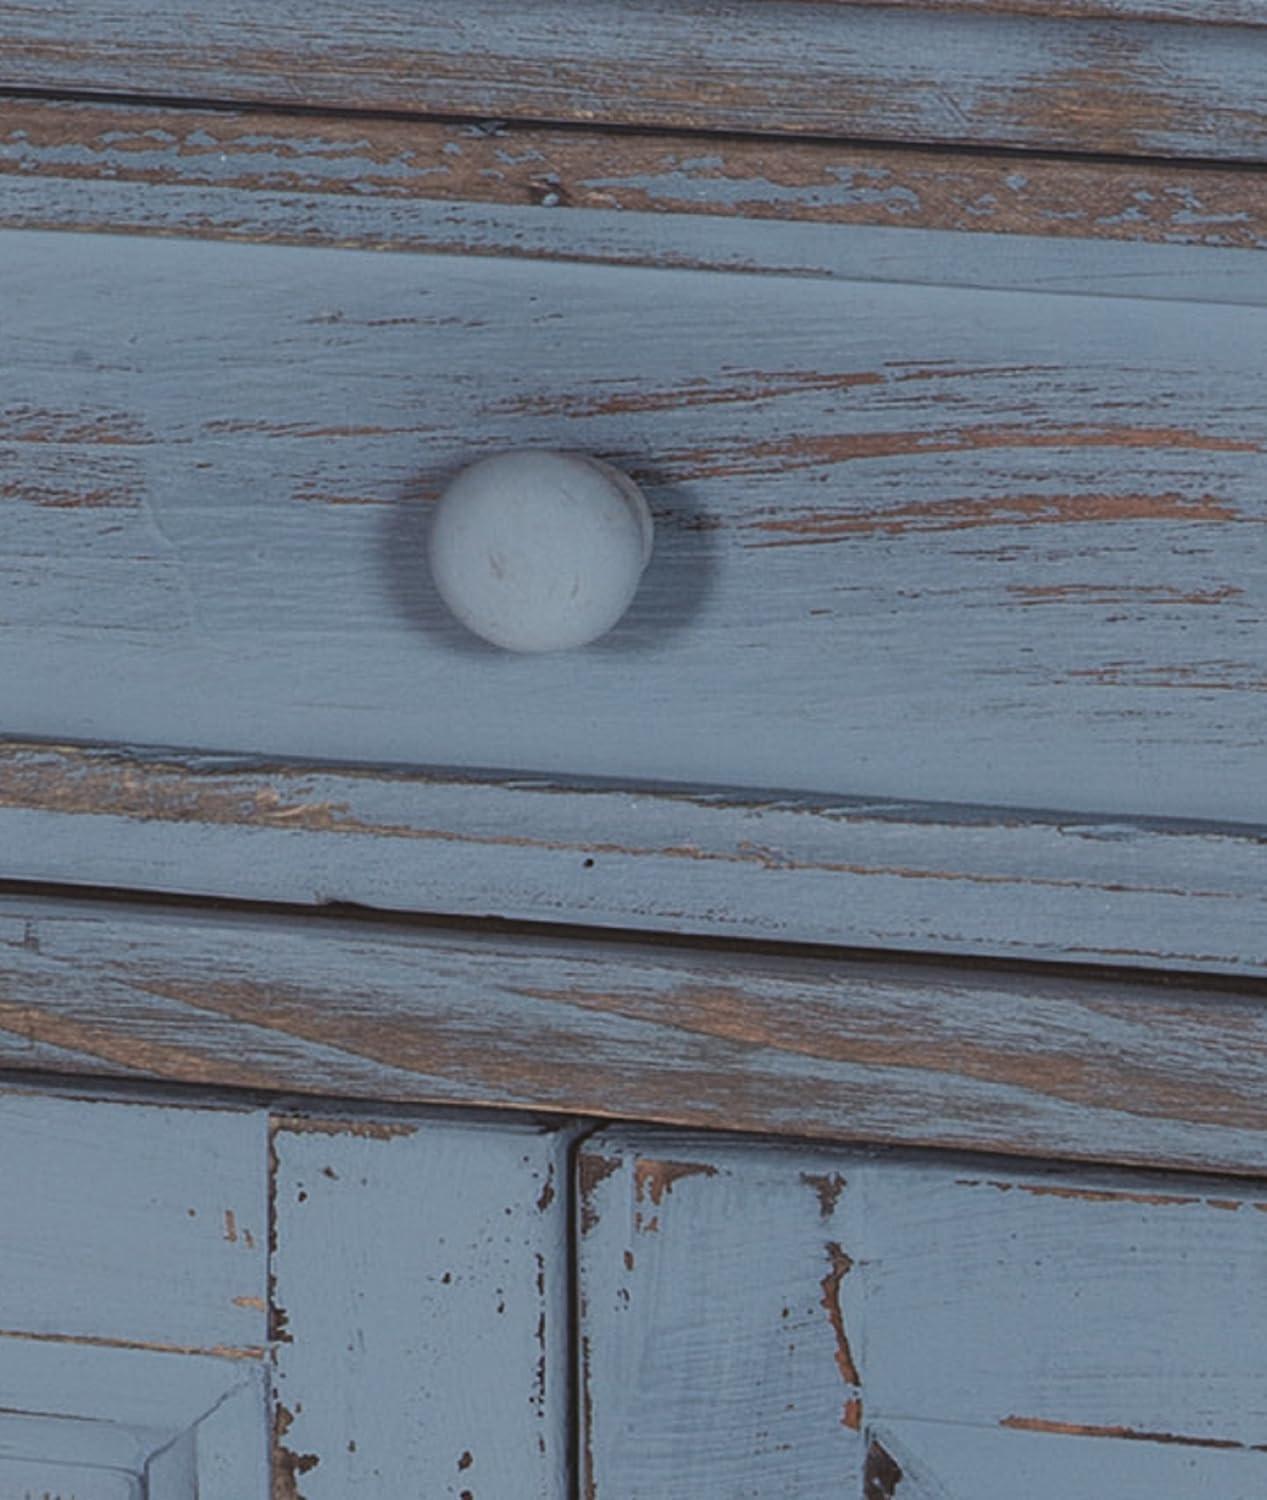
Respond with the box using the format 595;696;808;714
632;1157;719;1208
802;1171;846;1220
274;1401;321;1500
745;488;1248;545
1002;1415;1262;1449
863;1439;904;1499
272;1115;417;1141
0;1325;264;1360
819;1241;861;1387
974;1179;1208;1207
578;1153;622;1237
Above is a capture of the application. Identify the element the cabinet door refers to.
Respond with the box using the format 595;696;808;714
578;1128;1267;1498
0;1083;573;1498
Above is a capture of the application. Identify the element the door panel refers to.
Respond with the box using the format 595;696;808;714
270;1108;576;1498
578;1128;1267;1497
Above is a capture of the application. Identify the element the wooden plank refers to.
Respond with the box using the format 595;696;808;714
6;891;1267;1175
4;232;1267;873
270;1109;575;1499
578;1129;1267;1498
3;1;1267;162
0;1087;267;1353
577;1129;866;1498
6;739;1267;977
10;100;1267;256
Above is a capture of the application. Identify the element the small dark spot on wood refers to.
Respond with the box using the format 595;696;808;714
458;1451;473;1470
583;857;595;868
322;1165;338;1180
624;1249;635;1272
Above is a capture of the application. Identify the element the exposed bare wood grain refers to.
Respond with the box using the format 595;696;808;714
4;890;1267;1174
3;1;1267;162
5;739;1267;975
8;100;1267;255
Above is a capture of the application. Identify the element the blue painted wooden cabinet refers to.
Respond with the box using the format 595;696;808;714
3;0;1267;1494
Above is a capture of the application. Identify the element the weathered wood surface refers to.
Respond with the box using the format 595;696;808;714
6;892;1267;1174
10;100;1267;256
577;1130;867;1497
0;1084;270;1495
6;739;1267;976
3;1;1267;161
0;1088;267;1353
5;230;1267;858
0;1344;267;1498
826;0;1267;21
578;1128;1267;1498
866;1421;1267;1499
271;1110;575;1498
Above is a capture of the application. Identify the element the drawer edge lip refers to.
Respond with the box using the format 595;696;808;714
3;736;1264;979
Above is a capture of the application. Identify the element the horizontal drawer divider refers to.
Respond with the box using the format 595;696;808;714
4;737;1265;977
2;882;1266;1174
8;98;1267;260
4;0;1267;163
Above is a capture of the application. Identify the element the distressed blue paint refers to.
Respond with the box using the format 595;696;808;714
579;1128;1267;1497
4;739;1266;975
0;1090;267;1351
271;1111;576;1498
2;0;1267;160
3;230;1267;847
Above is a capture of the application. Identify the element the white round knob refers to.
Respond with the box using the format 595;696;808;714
428;450;654;652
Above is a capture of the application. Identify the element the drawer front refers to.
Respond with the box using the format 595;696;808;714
5;227;1266;824
578;1128;1267;1498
